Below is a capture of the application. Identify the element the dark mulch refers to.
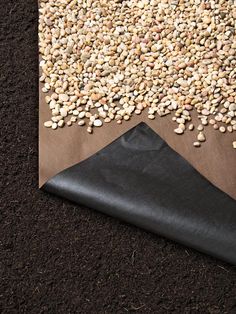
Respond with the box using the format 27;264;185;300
0;1;236;313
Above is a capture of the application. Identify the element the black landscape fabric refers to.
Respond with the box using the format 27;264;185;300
1;1;236;313
44;123;236;265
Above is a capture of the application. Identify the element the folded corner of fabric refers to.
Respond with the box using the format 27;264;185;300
42;123;236;265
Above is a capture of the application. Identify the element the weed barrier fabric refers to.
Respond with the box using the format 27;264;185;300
40;82;236;264
42;123;236;265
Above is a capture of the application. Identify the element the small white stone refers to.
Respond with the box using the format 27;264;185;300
93;119;103;127
202;109;210;116
52;123;58;130
174;128;184;135
193;141;201;147
219;126;226;133
78;112;85;119
197;132;206;142
229;104;236;111
197;124;204;131
58;120;65;128
59;94;69;102
188;124;194;131
60;108;68;117
44;121;53;128
78;120;85;126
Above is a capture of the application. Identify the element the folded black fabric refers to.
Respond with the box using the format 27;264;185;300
43;123;236;264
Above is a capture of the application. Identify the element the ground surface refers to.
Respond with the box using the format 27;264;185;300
1;1;236;313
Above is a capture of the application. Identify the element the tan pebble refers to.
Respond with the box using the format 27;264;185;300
78;120;85;126
229;104;236;111
220;108;227;114
197;132;206;142
188;124;194;131
67;121;72;126
209;119;215;125
193;141;201;148
201;119;208;126
58;120;65;128
59;94;69;102
213;124;219;130
51;93;58;100
233;141;236;149
44;121;53;128
197;124;204;131
148;114;155;120
45;96;51;104
219;126;226;133
91;93;103;101
179;123;186;131
70;96;78;102
51;117;58;122
202;109;210;116
136;103;144;110
73;110;79;116
71;116;77;122
52;123;58;130
215;115;222;122
174;128;184;135
87;127;93;133
185;105;193;110
124;115;130;121
79;112;85;119
60;108;68;117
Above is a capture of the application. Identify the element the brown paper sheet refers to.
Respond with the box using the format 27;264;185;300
39;80;236;200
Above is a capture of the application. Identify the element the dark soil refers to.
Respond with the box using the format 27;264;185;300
0;1;236;313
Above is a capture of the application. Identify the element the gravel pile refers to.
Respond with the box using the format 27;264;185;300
39;0;236;148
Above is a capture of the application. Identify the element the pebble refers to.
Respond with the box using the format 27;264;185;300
59;94;69;102
78;112;86;119
229;104;236;111
202;109;210;116
219;126;226;133
193;141;201;147
44;121;53;128
78;120;85;126
188;124;194;131
197;132;206;142
58;120;65;128
60;108;68;117
233;141;236;149
201;119;208;126
87;126;93;134
93;119;103;127
91;93;103;101
197;124;204;131
52;123;58;130
227;126;233;132
174;128;184;135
